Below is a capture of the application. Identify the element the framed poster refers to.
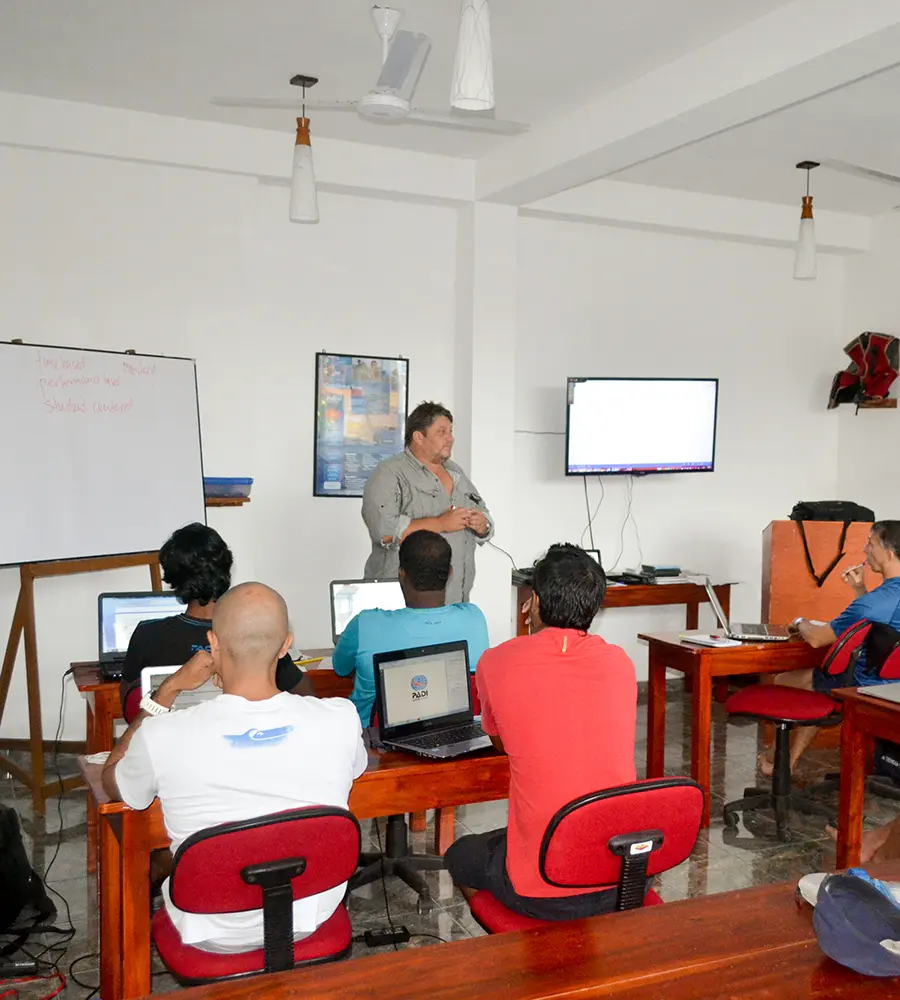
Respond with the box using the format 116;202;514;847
314;352;409;498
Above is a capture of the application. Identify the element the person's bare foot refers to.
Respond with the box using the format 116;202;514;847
826;823;892;863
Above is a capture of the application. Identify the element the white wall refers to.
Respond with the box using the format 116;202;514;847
513;216;847;677
838;212;900;517
0;143;457;740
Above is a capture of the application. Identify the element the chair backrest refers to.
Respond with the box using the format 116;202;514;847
864;624;900;680
170;806;360;914
820;621;872;677
168;806;360;973
539;777;703;911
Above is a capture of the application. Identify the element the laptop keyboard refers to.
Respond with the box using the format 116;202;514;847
399;723;487;750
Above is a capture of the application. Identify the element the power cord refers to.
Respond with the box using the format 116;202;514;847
372;818;399;951
610;476;641;572
487;540;517;570
581;476;604;550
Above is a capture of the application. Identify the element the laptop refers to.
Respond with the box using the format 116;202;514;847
329;579;405;644
98;592;186;678
140;664;221;710
703;579;791;642
859;681;900;705
373;640;492;759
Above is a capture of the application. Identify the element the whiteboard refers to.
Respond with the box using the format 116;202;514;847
0;342;206;566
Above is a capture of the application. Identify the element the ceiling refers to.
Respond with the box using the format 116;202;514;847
0;0;791;159
612;66;900;216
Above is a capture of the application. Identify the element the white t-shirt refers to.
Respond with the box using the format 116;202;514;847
115;692;368;952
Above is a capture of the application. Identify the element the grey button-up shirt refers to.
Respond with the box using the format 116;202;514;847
361;449;493;604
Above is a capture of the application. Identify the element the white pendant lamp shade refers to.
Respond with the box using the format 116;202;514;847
451;0;494;111
289;117;319;224
793;197;816;280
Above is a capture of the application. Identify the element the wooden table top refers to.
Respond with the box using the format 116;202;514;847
131;862;900;1000
834;685;900;716
80;746;511;819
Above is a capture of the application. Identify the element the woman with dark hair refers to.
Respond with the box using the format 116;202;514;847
120;523;310;717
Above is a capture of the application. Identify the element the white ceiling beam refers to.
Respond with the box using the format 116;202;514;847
0;91;476;205
477;0;900;206
525;179;871;253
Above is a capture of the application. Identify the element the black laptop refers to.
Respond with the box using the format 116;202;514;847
97;591;186;679
373;640;491;759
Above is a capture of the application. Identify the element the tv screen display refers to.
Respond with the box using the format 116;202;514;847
565;377;718;476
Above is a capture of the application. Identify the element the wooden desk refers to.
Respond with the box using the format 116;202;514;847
641;632;826;826
514;579;732;637
131;864;900;1000
73;657;349;874
834;687;900;868
80;749;510;1000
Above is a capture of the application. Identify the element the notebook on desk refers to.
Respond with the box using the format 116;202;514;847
373;640;491;759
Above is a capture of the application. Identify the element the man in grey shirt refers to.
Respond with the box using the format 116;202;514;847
362;402;493;603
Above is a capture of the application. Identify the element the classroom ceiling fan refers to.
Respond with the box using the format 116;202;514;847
212;4;529;136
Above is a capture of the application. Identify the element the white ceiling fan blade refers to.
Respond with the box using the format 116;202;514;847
373;29;431;103
820;158;900;187
211;96;359;113
407;108;528;135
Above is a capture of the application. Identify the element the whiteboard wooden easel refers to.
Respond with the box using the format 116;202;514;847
0;552;162;813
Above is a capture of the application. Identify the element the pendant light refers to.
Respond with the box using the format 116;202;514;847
451;0;494;111
288;74;319;224
793;160;819;280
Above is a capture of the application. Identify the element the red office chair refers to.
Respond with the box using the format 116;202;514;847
720;623;868;842
469;777;704;934
152;806;360;985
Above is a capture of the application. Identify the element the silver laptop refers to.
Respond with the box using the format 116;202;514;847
98;592;186;666
140;664;220;710
373;641;491;759
859;681;900;704
703;579;791;642
329;579;405;644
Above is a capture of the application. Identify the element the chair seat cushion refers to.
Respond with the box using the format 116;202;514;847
152;903;351;981
725;684;840;724
470;887;664;933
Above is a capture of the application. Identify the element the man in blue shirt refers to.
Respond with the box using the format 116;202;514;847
333;530;490;726
762;520;900;775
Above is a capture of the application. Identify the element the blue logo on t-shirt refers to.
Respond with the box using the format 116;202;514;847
223;726;294;748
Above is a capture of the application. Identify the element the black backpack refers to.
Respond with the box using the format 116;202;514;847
0;805;53;935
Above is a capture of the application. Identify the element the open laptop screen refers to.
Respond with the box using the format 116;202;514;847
378;644;471;730
330;579;405;642
98;592;186;661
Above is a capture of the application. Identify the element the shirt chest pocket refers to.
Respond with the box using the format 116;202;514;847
404;479;450;519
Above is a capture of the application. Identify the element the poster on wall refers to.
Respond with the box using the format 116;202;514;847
314;352;409;498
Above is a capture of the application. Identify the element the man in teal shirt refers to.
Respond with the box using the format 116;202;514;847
333;531;490;726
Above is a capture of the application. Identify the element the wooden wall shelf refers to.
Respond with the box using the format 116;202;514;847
857;397;897;409
205;496;251;507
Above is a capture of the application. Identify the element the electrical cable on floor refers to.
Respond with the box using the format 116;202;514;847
372;818;400;951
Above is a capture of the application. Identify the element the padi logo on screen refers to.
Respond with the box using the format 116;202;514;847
410;674;429;701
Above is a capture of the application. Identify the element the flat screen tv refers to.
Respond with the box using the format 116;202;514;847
565;377;718;476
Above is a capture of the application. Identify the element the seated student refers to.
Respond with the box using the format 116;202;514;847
444;543;638;920
120;523;310;717
332;530;489;726
102;582;368;954
760;520;900;776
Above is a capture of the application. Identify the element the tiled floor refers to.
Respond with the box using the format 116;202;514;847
4;681;899;998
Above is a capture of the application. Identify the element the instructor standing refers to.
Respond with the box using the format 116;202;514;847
362;402;493;603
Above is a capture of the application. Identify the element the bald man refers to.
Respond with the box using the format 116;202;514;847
102;582;367;955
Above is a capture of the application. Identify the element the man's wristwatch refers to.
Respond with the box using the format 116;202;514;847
140;694;171;717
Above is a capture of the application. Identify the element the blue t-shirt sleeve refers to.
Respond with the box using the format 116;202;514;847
332;614;361;676
831;588;897;637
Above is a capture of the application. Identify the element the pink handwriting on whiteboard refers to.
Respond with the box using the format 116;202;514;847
122;361;156;377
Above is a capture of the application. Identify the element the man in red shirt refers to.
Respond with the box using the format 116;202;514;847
444;544;638;919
